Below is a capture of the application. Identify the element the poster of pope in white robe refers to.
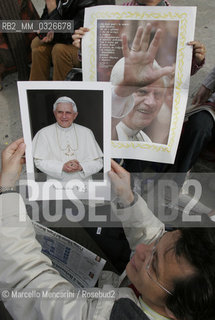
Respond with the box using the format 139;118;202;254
18;81;111;201
82;5;196;164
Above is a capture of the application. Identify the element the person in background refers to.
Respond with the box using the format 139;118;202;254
0;0;39;88
72;0;205;77
173;66;215;176
29;0;96;80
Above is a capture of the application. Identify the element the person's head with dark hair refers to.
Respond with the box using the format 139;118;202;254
165;228;215;320
135;0;164;5
126;228;215;320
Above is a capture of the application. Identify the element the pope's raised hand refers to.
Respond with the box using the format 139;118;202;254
121;24;174;88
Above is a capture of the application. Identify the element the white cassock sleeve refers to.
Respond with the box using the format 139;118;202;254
78;130;103;179
111;194;165;251
33;130;64;179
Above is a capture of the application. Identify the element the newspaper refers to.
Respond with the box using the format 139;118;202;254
33;222;106;288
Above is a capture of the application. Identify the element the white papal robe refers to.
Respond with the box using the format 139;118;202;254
33;123;103;182
116;121;152;143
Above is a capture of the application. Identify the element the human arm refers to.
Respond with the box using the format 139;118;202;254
192;67;215;106
33;131;65;179
64;127;103;180
79;158;103;179
40;0;96;44
109;160;164;250
40;31;54;43
78;130;103;179
38;0;57;43
33;133;83;178
35;156;83;178
0;141;91;319
34;158;67;179
202;66;215;92
46;0;57;14
192;85;212;107
35;157;101;180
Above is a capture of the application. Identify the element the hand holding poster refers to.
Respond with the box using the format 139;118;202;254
82;5;196;163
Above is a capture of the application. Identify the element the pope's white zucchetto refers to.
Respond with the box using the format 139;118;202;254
53;96;77;112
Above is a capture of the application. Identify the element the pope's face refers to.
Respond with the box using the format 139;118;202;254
122;80;165;130
54;102;78;128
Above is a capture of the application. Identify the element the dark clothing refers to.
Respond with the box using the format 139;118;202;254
0;0;39;80
123;111;214;188
171;111;214;173
122;0;205;177
85;226;131;274
41;0;97;44
30;0;96;80
110;298;150;320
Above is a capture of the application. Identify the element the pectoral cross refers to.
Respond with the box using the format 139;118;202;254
65;145;74;157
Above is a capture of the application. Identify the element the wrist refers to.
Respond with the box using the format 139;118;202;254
0;172;18;188
127;191;135;204
46;1;57;14
0;186;15;194
115;192;137;209
203;84;214;94
118;192;135;208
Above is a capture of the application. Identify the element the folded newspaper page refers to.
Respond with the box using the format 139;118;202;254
33;222;106;288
